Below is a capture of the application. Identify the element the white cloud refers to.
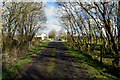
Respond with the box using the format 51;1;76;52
44;5;57;18
39;4;62;34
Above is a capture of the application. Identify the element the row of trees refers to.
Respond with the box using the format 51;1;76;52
1;2;46;66
48;29;67;40
58;1;120;66
48;29;56;39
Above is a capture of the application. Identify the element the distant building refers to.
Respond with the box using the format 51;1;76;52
35;33;48;40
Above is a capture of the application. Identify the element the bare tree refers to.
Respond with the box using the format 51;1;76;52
2;2;46;66
58;1;119;66
48;29;56;40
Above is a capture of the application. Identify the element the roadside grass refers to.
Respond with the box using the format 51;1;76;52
89;43;120;67
2;42;49;80
63;42;117;80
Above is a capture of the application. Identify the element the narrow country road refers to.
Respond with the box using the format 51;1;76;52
15;42;90;80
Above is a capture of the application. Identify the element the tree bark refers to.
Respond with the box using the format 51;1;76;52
118;1;120;51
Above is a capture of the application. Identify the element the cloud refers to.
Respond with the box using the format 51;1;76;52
44;5;57;18
39;3;62;34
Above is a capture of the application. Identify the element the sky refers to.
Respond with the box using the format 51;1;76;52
0;1;64;35
0;1;107;36
39;2;63;35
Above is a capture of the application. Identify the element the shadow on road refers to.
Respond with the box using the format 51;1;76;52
14;42;90;80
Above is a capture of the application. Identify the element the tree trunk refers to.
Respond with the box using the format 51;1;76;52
0;1;5;52
118;1;120;51
103;3;119;66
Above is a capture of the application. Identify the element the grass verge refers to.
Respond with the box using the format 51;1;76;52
2;42;49;80
63;42;117;80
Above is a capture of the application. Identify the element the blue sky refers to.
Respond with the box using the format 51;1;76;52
45;2;58;7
